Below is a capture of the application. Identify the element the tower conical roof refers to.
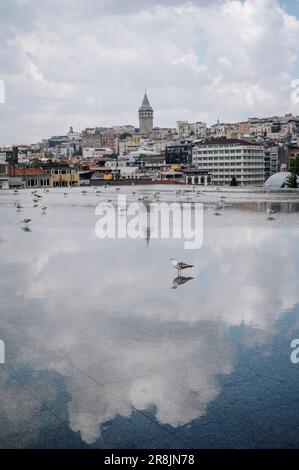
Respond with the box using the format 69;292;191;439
140;92;152;110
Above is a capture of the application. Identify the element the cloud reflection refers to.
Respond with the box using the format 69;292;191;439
1;197;299;445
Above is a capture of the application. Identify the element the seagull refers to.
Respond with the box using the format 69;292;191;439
266;209;277;220
21;218;32;227
15;201;23;210
170;257;194;275
118;207;127;215
214;201;224;210
214;211;221;216
41;206;47;213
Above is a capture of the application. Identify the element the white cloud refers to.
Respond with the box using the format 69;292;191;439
0;0;298;143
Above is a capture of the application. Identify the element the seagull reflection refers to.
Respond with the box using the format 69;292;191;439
21;226;32;232
171;275;194;289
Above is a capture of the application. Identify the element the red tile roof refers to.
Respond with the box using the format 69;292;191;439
10;167;46;176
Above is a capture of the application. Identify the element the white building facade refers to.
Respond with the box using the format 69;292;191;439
176;121;207;139
82;147;113;159
192;139;265;186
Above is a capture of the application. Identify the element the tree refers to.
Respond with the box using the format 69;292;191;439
230;176;238;187
119;132;132;141
284;172;298;189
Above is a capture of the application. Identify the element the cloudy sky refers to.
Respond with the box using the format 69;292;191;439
0;0;299;144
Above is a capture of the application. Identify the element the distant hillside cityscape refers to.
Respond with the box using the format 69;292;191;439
1;92;299;189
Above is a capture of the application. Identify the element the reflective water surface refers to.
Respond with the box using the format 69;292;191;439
1;186;299;448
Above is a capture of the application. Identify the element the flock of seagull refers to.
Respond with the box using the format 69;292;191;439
12;184;279;231
13;187;48;229
9;184;281;289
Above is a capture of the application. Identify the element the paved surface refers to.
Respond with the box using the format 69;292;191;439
0;187;299;448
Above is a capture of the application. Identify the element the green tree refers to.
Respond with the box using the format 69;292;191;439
230;176;238;187
119;132;132;141
284;172;298;188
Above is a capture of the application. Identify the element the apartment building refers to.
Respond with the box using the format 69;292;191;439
82;131;117;153
0;163;9;189
288;146;299;169
83;147;113;159
176;121;207;139
264;146;279;179
192;138;265;186
41;162;79;187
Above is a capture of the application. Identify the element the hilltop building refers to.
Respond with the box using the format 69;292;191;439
139;92;153;134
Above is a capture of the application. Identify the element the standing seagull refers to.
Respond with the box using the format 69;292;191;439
21;218;32;228
267;209;277;215
266;208;277;220
170;257;194;275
